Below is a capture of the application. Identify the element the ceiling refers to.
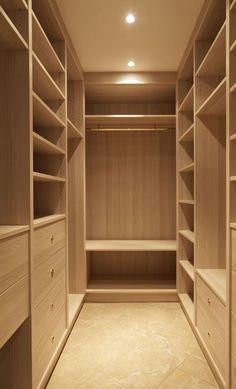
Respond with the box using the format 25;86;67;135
55;0;205;73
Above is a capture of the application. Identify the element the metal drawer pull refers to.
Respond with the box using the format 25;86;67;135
50;303;54;311
207;298;211;306
50;268;55;278
207;331;211;339
51;336;55;343
50;234;54;244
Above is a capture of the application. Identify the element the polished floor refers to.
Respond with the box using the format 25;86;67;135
47;303;219;389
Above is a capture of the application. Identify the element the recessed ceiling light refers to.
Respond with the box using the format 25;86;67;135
126;14;135;24
128;60;135;68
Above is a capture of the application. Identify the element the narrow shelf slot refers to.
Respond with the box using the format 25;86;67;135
196;77;226;116
33;132;65;155
0;7;28;49
33;214;66;228
32;11;64;73
197;269;226;305
179;230;195;244
33;172;65;183
0;225;29;240
33;53;65;101
86;240;177;252
33;92;65;128
179;293;194;323
67;118;83;139
178;124;194;143
179;260;194;281
178;85;194;112
196;22;226;77
179;162;194;173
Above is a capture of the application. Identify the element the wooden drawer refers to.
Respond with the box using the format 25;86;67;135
34;304;66;386
0;232;29;295
34;272;65;340
0;275;29;348
231;228;236;272
197;275;226;339
34;247;65;307
197;305;227;379
34;219;65;265
232;271;236;313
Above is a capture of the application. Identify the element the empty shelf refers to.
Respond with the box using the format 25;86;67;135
231;223;236;230
179;230;195;243
179;293;194;323
86;114;176;130
67;118;83;139
33;172;65;183
33;53;65;101
178;124;194;143
178;86;194;112
68;294;85;325
197;268;226;305
32;11;64;73
179;260;194;281
87;275;176;290
33;214;66;228
33;132;65;155
0;7;28;49
196;23;226;77
179;162;194;173
86;240;177;252
33;92;65;128
0;225;29;240
196;78;226;116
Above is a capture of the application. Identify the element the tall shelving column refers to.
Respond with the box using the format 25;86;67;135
177;49;195;325
0;1;31;388
66;46;86;328
228;0;236;386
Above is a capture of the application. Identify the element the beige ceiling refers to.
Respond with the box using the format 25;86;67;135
55;0;205;72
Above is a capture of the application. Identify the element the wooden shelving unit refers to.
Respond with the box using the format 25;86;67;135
0;6;28;49
33;92;65;128
196;269;226;304
33;132;65;155
86;240;177;252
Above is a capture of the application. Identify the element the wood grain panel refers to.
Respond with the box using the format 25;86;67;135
86;130;176;239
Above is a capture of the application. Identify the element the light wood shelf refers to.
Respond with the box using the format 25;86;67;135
230;176;236;182
179;230;195;244
179;260;194;281
32;11;64;73
33;172;66;183
230;133;236;141
196;77;226;116
179;200;194;205
197;268;226;305
178;124;194;143
68;294;84;325
86;240;177;252
0;6;28;49
230;223;236;230
196;22;226;77
230;39;236;53
67;118;83;139
178;85;194;112
33;132;65;155
0;225;29;240
33;53;65;101
230;0;236;11
179;293;194;323
179;162;194;173
33;214;66;228
33;92;65;128
230;82;236;94
85;114;176;130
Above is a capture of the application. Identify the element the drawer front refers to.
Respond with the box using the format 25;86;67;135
0;232;29;295
34;220;65;265
232;228;236;272
34;304;66;386
34;247;65;307
232;271;236;313
197;275;226;339
0;275;29;348
197;305;226;379
34;272;65;340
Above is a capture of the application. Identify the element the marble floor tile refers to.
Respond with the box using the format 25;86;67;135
47;303;219;389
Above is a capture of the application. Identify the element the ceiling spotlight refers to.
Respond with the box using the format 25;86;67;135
126;14;135;24
128;61;135;68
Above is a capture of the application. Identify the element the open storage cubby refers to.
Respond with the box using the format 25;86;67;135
0;0;28;46
66;46;86;325
85;81;177;300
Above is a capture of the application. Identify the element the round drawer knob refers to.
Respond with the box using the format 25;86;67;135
51;336;55;343
207;298;211;306
207;331;211;339
50;303;54;311
50;268;55;278
50;235;54;244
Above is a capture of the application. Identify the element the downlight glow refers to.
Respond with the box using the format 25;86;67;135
126;14;135;24
128;60;135;68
